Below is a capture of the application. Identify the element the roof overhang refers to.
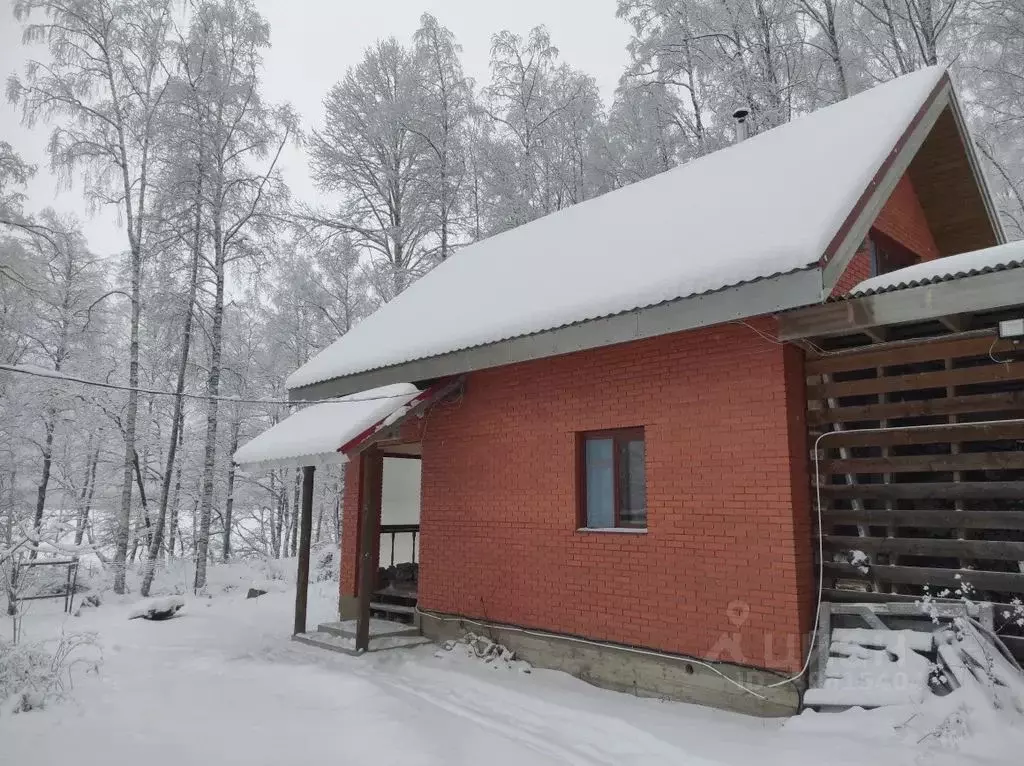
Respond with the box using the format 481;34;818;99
778;267;1024;342
236;378;462;472
289;268;823;401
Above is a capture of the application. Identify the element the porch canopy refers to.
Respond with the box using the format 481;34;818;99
233;383;421;472
232;377;462;647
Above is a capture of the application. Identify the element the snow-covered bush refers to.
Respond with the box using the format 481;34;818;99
312;544;338;583
0;631;101;716
439;632;531;673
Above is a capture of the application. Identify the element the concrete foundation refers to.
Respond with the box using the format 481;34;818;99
420;611;801;717
339;595;359;620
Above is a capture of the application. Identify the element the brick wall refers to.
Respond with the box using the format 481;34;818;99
873;173;940;261
831;242;872;297
830;172;941;297
340;457;360;597
338;322;816;672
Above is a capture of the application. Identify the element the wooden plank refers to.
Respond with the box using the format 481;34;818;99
356;448;384;653
826;587;974;605
823;508;1024;530
808;361;1024;400
1001;634;1024;660
819;481;1024;500
807;334;1007;376
828;600;976;619
824;562;1024;593
293;465;315;636
821;451;1024;475
819;421;1024;449
825;535;1024;561
809;391;1024;427
848;604;888;629
937;642;969;687
803;687;922;708
832;627;933;652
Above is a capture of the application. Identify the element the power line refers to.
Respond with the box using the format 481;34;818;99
0;363;406;406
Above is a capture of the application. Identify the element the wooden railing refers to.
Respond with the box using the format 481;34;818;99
380;524;419;567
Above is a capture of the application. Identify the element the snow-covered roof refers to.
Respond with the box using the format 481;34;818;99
288;67;949;393
850;240;1024;297
233;384;419;471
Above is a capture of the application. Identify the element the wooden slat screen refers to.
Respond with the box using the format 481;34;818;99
808;329;1024;644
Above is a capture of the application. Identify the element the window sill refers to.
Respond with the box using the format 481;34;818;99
576;527;648;535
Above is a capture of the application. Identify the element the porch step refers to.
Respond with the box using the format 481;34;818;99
370;601;417;622
371;601;416;614
293;631;432;656
317;619;419;640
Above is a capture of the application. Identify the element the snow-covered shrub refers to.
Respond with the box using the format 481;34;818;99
439;632;531;673
312;544;338;582
0;631;101;716
128;595;186;621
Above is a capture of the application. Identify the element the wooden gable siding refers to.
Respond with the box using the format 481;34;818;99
908;107;1000;257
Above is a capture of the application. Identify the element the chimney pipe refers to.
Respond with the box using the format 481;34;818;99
732;107;750;143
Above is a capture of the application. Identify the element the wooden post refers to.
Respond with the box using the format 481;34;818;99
356;447;384;653
293;465;315;636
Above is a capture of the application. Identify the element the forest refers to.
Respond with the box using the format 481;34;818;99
2;0;1024;597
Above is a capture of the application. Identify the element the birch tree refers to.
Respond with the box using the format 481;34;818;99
308;38;434;300
798;1;851;100
412;14;472;261
183;0;293;591
9;0;174;593
592;81;685;190
19;214;102;548
960;0;1024;238
481;27;602;231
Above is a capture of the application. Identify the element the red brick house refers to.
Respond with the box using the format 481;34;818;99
236;67;1010;715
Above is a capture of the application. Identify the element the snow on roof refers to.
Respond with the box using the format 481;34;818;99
287;67;947;391
850;239;1024;297
233;384;419;471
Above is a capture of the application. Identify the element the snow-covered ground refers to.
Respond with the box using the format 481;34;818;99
2;565;1022;766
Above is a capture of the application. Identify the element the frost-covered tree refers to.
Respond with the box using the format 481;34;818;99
959;0;1024;238
413;14;473;261
848;1;966;80
9;0;175;593
308;38;434;300
797;1;852;100
17;214;103;547
176;0;294;591
590;81;684;190
481;26;602;231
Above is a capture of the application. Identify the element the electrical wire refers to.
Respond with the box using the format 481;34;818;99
418;416;1024;702
416;608;783;700
0;363;410;406
989;336;1015;365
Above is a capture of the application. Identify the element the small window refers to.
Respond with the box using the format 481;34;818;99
869;234;918;277
580;428;646;529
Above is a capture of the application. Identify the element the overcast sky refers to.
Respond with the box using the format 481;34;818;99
0;0;631;257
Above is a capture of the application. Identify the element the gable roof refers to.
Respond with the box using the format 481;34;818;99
288;67;1000;400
